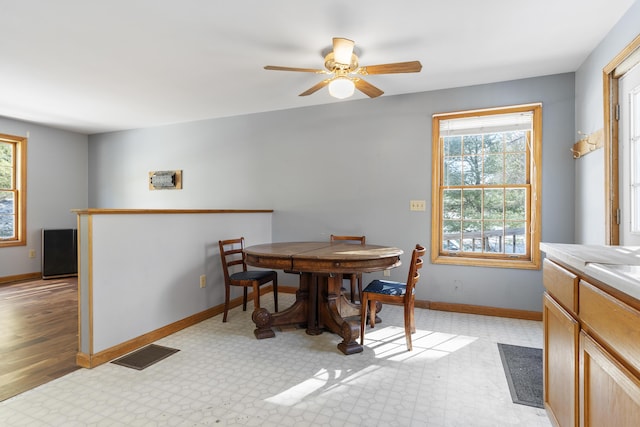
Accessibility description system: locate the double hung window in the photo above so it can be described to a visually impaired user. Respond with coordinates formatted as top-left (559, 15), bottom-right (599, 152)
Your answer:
top-left (431, 104), bottom-right (542, 269)
top-left (0, 133), bottom-right (27, 247)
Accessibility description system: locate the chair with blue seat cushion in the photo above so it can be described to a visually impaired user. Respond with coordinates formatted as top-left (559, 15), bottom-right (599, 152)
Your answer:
top-left (360, 244), bottom-right (426, 351)
top-left (219, 237), bottom-right (278, 322)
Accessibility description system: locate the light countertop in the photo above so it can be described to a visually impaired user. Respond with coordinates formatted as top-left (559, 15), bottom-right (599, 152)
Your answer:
top-left (540, 243), bottom-right (640, 302)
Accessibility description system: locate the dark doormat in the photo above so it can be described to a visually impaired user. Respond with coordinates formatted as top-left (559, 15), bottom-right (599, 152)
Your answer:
top-left (497, 343), bottom-right (544, 408)
top-left (112, 344), bottom-right (179, 370)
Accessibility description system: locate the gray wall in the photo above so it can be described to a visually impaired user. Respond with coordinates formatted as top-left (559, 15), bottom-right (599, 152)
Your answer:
top-left (0, 116), bottom-right (88, 277)
top-left (89, 73), bottom-right (576, 312)
top-left (574, 0), bottom-right (640, 243)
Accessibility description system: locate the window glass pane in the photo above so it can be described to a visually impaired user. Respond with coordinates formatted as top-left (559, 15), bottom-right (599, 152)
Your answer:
top-left (505, 131), bottom-right (527, 152)
top-left (442, 238), bottom-right (461, 251)
top-left (632, 91), bottom-right (640, 139)
top-left (505, 221), bottom-right (527, 254)
top-left (443, 156), bottom-right (462, 185)
top-left (483, 189), bottom-right (504, 219)
top-left (505, 153), bottom-right (526, 184)
top-left (483, 221), bottom-right (505, 253)
top-left (443, 220), bottom-right (461, 234)
top-left (631, 90), bottom-right (640, 232)
top-left (443, 189), bottom-right (461, 219)
top-left (483, 154), bottom-right (504, 184)
top-left (0, 166), bottom-right (11, 188)
top-left (632, 185), bottom-right (640, 232)
top-left (442, 223), bottom-right (461, 251)
top-left (0, 142), bottom-right (13, 189)
top-left (462, 221), bottom-right (482, 252)
top-left (633, 142), bottom-right (640, 184)
top-left (0, 190), bottom-right (15, 239)
top-left (463, 155), bottom-right (481, 185)
top-left (483, 133), bottom-right (503, 153)
top-left (463, 135), bottom-right (482, 155)
top-left (462, 189), bottom-right (481, 219)
top-left (505, 188), bottom-right (526, 220)
top-left (444, 136), bottom-right (462, 156)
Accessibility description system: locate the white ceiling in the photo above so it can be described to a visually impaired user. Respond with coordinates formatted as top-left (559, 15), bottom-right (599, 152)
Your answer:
top-left (0, 0), bottom-right (636, 135)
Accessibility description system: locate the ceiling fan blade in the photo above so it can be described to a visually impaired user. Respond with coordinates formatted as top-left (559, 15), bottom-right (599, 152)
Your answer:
top-left (333, 37), bottom-right (355, 64)
top-left (299, 79), bottom-right (332, 96)
top-left (357, 61), bottom-right (423, 75)
top-left (264, 65), bottom-right (327, 74)
top-left (354, 78), bottom-right (384, 98)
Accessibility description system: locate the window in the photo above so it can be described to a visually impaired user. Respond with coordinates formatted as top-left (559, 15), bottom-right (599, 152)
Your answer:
top-left (0, 133), bottom-right (27, 247)
top-left (431, 104), bottom-right (542, 269)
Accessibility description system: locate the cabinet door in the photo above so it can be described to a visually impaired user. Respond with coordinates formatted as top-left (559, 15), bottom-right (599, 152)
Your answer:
top-left (580, 331), bottom-right (640, 427)
top-left (544, 292), bottom-right (579, 427)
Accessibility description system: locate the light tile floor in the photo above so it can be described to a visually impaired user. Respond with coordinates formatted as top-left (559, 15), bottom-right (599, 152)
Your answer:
top-left (0, 294), bottom-right (551, 426)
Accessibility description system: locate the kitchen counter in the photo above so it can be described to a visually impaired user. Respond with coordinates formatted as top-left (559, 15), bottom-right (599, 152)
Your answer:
top-left (540, 242), bottom-right (640, 302)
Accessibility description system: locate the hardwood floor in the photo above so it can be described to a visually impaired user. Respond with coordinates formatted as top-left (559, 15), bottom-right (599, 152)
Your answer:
top-left (0, 277), bottom-right (79, 402)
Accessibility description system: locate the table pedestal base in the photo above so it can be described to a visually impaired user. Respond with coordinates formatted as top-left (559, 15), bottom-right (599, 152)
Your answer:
top-left (252, 272), bottom-right (370, 354)
top-left (253, 274), bottom-right (310, 339)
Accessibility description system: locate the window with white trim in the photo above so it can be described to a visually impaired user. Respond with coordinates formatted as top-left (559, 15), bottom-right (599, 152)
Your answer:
top-left (431, 104), bottom-right (542, 269)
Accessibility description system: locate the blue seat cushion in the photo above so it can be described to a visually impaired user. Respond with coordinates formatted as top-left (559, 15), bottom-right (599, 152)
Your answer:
top-left (363, 279), bottom-right (410, 296)
top-left (230, 270), bottom-right (275, 281)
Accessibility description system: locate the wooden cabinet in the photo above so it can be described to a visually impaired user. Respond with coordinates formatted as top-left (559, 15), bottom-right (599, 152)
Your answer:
top-left (543, 293), bottom-right (579, 427)
top-left (542, 258), bottom-right (640, 427)
top-left (580, 331), bottom-right (640, 426)
top-left (543, 257), bottom-right (579, 427)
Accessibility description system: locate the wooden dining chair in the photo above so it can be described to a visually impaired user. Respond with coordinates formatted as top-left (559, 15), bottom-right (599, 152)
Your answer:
top-left (360, 244), bottom-right (426, 351)
top-left (330, 234), bottom-right (366, 303)
top-left (218, 237), bottom-right (278, 322)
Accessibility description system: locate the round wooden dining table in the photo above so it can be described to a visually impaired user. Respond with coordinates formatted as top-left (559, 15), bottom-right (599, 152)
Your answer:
top-left (244, 241), bottom-right (403, 354)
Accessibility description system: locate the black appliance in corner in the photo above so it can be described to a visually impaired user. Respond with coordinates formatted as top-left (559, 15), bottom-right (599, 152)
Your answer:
top-left (42, 228), bottom-right (78, 279)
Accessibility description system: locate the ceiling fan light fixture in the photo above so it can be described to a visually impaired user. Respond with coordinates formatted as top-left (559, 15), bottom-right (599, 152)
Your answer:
top-left (333, 37), bottom-right (355, 65)
top-left (328, 77), bottom-right (355, 99)
top-left (264, 37), bottom-right (422, 99)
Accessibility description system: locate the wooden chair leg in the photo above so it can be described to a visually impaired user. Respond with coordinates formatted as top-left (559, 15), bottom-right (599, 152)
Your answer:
top-left (356, 274), bottom-right (362, 303)
top-left (368, 299), bottom-right (376, 328)
top-left (350, 274), bottom-right (357, 303)
top-left (252, 283), bottom-right (260, 311)
top-left (404, 301), bottom-right (413, 351)
top-left (223, 284), bottom-right (231, 322)
top-left (242, 287), bottom-right (248, 311)
top-left (410, 299), bottom-right (416, 333)
top-left (273, 277), bottom-right (278, 312)
top-left (360, 292), bottom-right (368, 345)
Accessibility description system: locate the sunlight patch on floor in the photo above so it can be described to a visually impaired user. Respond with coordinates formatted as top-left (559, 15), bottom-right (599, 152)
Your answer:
top-left (264, 326), bottom-right (479, 407)
top-left (364, 326), bottom-right (477, 361)
top-left (264, 375), bottom-right (327, 406)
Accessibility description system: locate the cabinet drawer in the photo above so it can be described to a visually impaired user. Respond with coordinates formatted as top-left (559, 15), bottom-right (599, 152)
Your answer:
top-left (580, 280), bottom-right (640, 375)
top-left (543, 259), bottom-right (578, 315)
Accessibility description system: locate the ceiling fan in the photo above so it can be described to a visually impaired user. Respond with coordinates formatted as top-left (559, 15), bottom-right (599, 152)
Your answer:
top-left (264, 37), bottom-right (422, 99)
